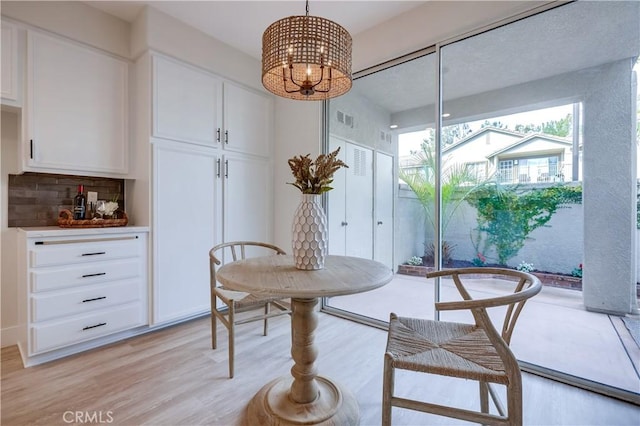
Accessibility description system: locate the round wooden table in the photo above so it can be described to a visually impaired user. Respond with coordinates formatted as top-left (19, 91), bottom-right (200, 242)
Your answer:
top-left (216, 255), bottom-right (393, 426)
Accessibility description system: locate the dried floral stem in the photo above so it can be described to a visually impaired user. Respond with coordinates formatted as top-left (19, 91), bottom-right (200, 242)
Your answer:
top-left (288, 147), bottom-right (349, 194)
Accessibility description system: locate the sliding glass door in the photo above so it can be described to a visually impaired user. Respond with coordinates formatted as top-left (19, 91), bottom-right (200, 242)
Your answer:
top-left (323, 1), bottom-right (639, 400)
top-left (325, 52), bottom-right (436, 323)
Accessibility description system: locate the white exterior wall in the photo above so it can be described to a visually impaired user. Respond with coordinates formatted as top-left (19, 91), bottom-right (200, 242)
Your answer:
top-left (583, 59), bottom-right (638, 314)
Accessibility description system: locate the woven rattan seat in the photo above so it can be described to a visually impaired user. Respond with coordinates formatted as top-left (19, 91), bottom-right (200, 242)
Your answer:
top-left (210, 242), bottom-right (291, 378)
top-left (383, 268), bottom-right (541, 426)
top-left (387, 315), bottom-right (508, 385)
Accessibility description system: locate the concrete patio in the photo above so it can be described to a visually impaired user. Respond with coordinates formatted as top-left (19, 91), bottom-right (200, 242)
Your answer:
top-left (326, 273), bottom-right (640, 395)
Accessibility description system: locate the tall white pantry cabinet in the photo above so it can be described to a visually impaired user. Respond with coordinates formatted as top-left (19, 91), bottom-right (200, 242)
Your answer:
top-left (135, 53), bottom-right (274, 325)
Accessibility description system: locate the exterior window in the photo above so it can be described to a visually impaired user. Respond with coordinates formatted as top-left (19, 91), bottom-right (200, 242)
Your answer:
top-left (468, 162), bottom-right (486, 180)
top-left (499, 156), bottom-right (562, 184)
top-left (498, 160), bottom-right (513, 182)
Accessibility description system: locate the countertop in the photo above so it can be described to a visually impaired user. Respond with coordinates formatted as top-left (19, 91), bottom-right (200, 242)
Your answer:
top-left (16, 226), bottom-right (150, 237)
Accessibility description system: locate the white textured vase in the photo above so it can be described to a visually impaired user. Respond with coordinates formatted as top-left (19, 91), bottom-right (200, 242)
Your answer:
top-left (292, 194), bottom-right (328, 270)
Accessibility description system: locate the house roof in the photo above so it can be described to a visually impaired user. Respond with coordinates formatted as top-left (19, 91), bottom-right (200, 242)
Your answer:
top-left (488, 133), bottom-right (572, 158)
top-left (442, 126), bottom-right (525, 153)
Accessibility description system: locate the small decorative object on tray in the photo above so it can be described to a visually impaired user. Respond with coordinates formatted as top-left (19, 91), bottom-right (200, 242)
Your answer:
top-left (58, 209), bottom-right (128, 228)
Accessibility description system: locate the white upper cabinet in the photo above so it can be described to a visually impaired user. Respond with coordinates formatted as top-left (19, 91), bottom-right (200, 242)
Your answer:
top-left (26, 31), bottom-right (128, 175)
top-left (223, 82), bottom-right (272, 158)
top-left (152, 55), bottom-right (222, 147)
top-left (1, 20), bottom-right (21, 106)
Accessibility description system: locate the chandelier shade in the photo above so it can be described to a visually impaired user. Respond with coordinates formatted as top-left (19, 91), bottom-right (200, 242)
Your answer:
top-left (261, 6), bottom-right (352, 101)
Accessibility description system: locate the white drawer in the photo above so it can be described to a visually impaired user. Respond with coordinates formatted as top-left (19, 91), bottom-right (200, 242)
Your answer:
top-left (31, 279), bottom-right (142, 322)
top-left (30, 237), bottom-right (140, 268)
top-left (30, 303), bottom-right (144, 354)
top-left (32, 259), bottom-right (141, 293)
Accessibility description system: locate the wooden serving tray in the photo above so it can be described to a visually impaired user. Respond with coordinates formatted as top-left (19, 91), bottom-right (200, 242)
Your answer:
top-left (57, 209), bottom-right (128, 228)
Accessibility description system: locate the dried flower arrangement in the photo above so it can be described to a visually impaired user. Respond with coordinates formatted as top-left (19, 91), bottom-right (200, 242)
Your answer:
top-left (287, 147), bottom-right (349, 194)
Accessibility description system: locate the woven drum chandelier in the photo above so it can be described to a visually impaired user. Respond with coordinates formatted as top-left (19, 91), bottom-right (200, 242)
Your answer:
top-left (261, 0), bottom-right (352, 101)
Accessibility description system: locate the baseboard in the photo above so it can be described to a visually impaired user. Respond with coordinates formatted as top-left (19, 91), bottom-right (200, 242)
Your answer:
top-left (1, 325), bottom-right (19, 348)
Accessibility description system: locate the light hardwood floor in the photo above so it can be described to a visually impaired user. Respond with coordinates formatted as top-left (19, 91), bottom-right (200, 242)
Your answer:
top-left (2, 313), bottom-right (639, 425)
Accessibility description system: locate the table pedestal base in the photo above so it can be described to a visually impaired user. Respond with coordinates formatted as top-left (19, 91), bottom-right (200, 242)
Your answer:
top-left (245, 376), bottom-right (359, 425)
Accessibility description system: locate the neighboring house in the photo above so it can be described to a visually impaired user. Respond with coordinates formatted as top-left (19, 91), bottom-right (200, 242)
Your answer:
top-left (400, 127), bottom-right (579, 184)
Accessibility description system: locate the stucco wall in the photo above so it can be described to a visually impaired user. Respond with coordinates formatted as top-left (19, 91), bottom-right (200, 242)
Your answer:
top-left (398, 185), bottom-right (584, 274)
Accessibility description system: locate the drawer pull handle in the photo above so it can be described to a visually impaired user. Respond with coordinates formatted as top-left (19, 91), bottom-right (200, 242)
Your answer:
top-left (82, 252), bottom-right (106, 256)
top-left (81, 272), bottom-right (106, 278)
top-left (82, 296), bottom-right (106, 303)
top-left (82, 322), bottom-right (106, 331)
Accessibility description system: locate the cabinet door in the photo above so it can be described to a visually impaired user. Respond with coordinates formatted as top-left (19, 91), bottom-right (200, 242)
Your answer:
top-left (26, 31), bottom-right (128, 175)
top-left (345, 143), bottom-right (374, 259)
top-left (1, 21), bottom-right (19, 104)
top-left (327, 138), bottom-right (374, 259)
top-left (153, 143), bottom-right (219, 324)
top-left (223, 82), bottom-right (272, 157)
top-left (374, 152), bottom-right (394, 270)
top-left (223, 154), bottom-right (271, 246)
top-left (153, 55), bottom-right (222, 146)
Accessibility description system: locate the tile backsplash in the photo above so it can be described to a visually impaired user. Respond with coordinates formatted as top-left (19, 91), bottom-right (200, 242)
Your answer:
top-left (8, 173), bottom-right (125, 227)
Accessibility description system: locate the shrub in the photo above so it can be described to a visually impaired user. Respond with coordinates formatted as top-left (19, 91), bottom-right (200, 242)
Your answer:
top-left (571, 263), bottom-right (583, 278)
top-left (472, 252), bottom-right (486, 267)
top-left (406, 256), bottom-right (423, 266)
top-left (516, 261), bottom-right (535, 273)
top-left (423, 241), bottom-right (456, 266)
top-left (468, 183), bottom-right (582, 265)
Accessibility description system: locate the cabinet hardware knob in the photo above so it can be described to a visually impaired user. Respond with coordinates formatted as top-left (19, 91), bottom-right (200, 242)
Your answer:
top-left (82, 322), bottom-right (106, 331)
top-left (82, 296), bottom-right (106, 303)
top-left (81, 272), bottom-right (106, 278)
top-left (81, 252), bottom-right (106, 256)
top-left (341, 221), bottom-right (348, 226)
top-left (377, 221), bottom-right (383, 225)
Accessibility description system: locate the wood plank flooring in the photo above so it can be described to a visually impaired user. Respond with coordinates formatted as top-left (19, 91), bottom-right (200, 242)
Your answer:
top-left (2, 313), bottom-right (639, 425)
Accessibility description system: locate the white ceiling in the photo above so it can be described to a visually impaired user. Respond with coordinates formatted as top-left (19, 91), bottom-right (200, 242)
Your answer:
top-left (84, 1), bottom-right (426, 60)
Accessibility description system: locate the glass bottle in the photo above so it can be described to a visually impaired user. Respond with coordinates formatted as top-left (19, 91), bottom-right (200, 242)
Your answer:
top-left (73, 184), bottom-right (87, 220)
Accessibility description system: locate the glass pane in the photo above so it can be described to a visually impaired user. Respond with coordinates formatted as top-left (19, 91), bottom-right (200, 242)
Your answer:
top-left (325, 53), bottom-right (436, 321)
top-left (440, 1), bottom-right (639, 394)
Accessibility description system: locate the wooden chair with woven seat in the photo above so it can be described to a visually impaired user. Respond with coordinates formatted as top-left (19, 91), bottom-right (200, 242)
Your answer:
top-left (382, 267), bottom-right (542, 425)
top-left (209, 241), bottom-right (291, 378)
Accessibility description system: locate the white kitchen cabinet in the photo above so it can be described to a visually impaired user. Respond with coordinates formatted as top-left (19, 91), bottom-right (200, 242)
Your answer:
top-left (1, 20), bottom-right (21, 107)
top-left (138, 52), bottom-right (274, 325)
top-left (151, 142), bottom-right (272, 323)
top-left (223, 81), bottom-right (273, 158)
top-left (152, 55), bottom-right (222, 147)
top-left (152, 141), bottom-right (219, 324)
top-left (328, 137), bottom-right (374, 260)
top-left (222, 152), bottom-right (272, 244)
top-left (17, 227), bottom-right (149, 366)
top-left (25, 30), bottom-right (128, 175)
top-left (150, 55), bottom-right (272, 158)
